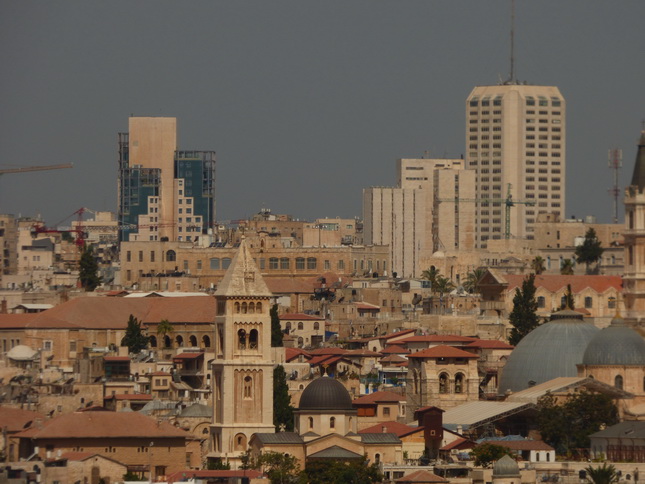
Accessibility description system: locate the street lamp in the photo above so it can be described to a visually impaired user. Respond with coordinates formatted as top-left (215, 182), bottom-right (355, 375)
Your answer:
top-left (149, 441), bottom-right (154, 484)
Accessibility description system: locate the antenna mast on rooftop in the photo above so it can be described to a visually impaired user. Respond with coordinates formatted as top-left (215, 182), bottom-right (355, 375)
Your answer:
top-left (509, 0), bottom-right (516, 83)
top-left (608, 148), bottom-right (623, 224)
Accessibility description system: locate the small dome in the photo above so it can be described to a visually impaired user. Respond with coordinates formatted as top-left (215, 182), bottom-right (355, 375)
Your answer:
top-left (499, 310), bottom-right (599, 394)
top-left (582, 316), bottom-right (645, 366)
top-left (298, 377), bottom-right (353, 411)
top-left (493, 455), bottom-right (520, 477)
top-left (6, 345), bottom-right (37, 361)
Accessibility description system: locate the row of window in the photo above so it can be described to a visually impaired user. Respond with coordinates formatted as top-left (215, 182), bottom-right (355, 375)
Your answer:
top-left (285, 321), bottom-right (321, 331)
top-left (536, 296), bottom-right (615, 309)
top-left (149, 334), bottom-right (211, 348)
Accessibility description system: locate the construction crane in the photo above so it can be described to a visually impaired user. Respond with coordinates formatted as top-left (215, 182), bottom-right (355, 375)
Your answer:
top-left (0, 163), bottom-right (73, 176)
top-left (435, 183), bottom-right (535, 239)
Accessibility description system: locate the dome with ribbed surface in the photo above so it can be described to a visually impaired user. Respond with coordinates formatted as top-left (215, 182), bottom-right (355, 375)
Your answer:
top-left (493, 455), bottom-right (520, 477)
top-left (499, 310), bottom-right (599, 394)
top-left (582, 316), bottom-right (645, 366)
top-left (298, 377), bottom-right (353, 411)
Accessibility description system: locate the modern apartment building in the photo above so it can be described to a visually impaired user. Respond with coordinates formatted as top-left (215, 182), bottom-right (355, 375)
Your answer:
top-left (364, 158), bottom-right (476, 278)
top-left (465, 85), bottom-right (566, 247)
top-left (0, 214), bottom-right (17, 276)
top-left (118, 117), bottom-right (216, 243)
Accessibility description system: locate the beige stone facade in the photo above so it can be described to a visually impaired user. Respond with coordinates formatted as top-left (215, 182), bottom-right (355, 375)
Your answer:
top-left (466, 85), bottom-right (566, 247)
top-left (119, 240), bottom-right (389, 290)
top-left (0, 214), bottom-right (17, 277)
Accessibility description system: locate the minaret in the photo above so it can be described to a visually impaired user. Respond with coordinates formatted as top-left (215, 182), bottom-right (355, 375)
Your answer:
top-left (210, 237), bottom-right (275, 467)
top-left (623, 129), bottom-right (645, 327)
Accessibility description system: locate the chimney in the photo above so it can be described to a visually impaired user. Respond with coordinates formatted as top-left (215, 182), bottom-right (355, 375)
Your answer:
top-left (0, 299), bottom-right (6, 314)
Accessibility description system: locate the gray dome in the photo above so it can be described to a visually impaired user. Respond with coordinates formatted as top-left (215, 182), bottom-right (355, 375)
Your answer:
top-left (493, 455), bottom-right (520, 477)
top-left (298, 377), bottom-right (353, 411)
top-left (180, 403), bottom-right (213, 418)
top-left (582, 316), bottom-right (645, 366)
top-left (499, 310), bottom-right (599, 394)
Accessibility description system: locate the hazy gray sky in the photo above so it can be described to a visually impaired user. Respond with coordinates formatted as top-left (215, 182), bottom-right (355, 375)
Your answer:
top-left (1, 1), bottom-right (643, 226)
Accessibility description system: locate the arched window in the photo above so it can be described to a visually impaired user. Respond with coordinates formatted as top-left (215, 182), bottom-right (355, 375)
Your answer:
top-left (585, 297), bottom-right (593, 309)
top-left (280, 257), bottom-right (290, 269)
top-left (439, 373), bottom-right (449, 394)
top-left (166, 250), bottom-right (176, 262)
top-left (202, 335), bottom-right (211, 348)
top-left (306, 257), bottom-right (317, 270)
top-left (256, 302), bottom-right (262, 313)
top-left (297, 322), bottom-right (304, 330)
top-left (164, 335), bottom-right (172, 348)
top-left (308, 417), bottom-right (314, 429)
top-left (176, 335), bottom-right (184, 347)
top-left (149, 336), bottom-right (157, 348)
top-left (615, 374), bottom-right (623, 390)
top-left (210, 258), bottom-right (220, 270)
top-left (329, 417), bottom-right (336, 429)
top-left (297, 337), bottom-right (304, 347)
top-left (241, 302), bottom-right (248, 314)
top-left (222, 258), bottom-right (231, 270)
top-left (234, 433), bottom-right (247, 451)
top-left (248, 302), bottom-right (255, 314)
top-left (285, 322), bottom-right (292, 331)
top-left (249, 329), bottom-right (258, 349)
top-left (234, 302), bottom-right (240, 313)
top-left (296, 258), bottom-right (305, 270)
top-left (375, 453), bottom-right (381, 465)
top-left (313, 322), bottom-right (320, 330)
top-left (537, 296), bottom-right (545, 308)
top-left (269, 258), bottom-right (279, 269)
top-left (243, 376), bottom-right (252, 398)
top-left (455, 373), bottom-right (464, 394)
top-left (189, 335), bottom-right (197, 347)
top-left (238, 329), bottom-right (247, 350)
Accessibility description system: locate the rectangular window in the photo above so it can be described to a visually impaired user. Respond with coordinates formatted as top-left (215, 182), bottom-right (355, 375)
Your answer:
top-left (126, 251), bottom-right (131, 262)
top-left (269, 258), bottom-right (279, 270)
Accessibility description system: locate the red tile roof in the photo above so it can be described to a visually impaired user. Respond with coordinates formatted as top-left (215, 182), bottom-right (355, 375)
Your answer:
top-left (353, 391), bottom-right (406, 405)
top-left (285, 347), bottom-right (311, 362)
top-left (344, 349), bottom-right (382, 357)
top-left (465, 339), bottom-right (514, 350)
top-left (379, 328), bottom-right (417, 341)
top-left (59, 451), bottom-right (96, 461)
top-left (104, 356), bottom-right (130, 362)
top-left (380, 354), bottom-right (408, 364)
top-left (381, 345), bottom-right (410, 354)
top-left (440, 437), bottom-right (473, 451)
top-left (400, 335), bottom-right (477, 344)
top-left (408, 345), bottom-right (479, 359)
top-left (173, 352), bottom-right (203, 360)
top-left (0, 313), bottom-right (39, 329)
top-left (355, 302), bottom-right (380, 310)
top-left (308, 347), bottom-right (348, 355)
top-left (21, 296), bottom-right (216, 330)
top-left (150, 371), bottom-right (171, 376)
top-left (359, 420), bottom-right (421, 438)
top-left (504, 274), bottom-right (622, 294)
top-left (265, 278), bottom-right (316, 294)
top-left (280, 313), bottom-right (323, 320)
top-left (15, 411), bottom-right (187, 439)
top-left (0, 406), bottom-right (46, 433)
top-left (166, 469), bottom-right (264, 483)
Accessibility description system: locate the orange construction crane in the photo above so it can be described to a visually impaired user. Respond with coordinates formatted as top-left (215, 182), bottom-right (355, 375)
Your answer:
top-left (0, 163), bottom-right (73, 175)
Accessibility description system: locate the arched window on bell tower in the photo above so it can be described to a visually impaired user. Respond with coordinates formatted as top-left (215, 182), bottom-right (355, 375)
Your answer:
top-left (243, 375), bottom-right (253, 399)
top-left (249, 329), bottom-right (259, 350)
top-left (238, 329), bottom-right (247, 350)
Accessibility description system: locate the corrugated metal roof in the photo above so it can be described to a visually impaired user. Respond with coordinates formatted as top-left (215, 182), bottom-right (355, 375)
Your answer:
top-left (308, 445), bottom-right (363, 459)
top-left (360, 432), bottom-right (401, 444)
top-left (442, 401), bottom-right (533, 431)
top-left (590, 420), bottom-right (645, 440)
top-left (253, 432), bottom-right (303, 444)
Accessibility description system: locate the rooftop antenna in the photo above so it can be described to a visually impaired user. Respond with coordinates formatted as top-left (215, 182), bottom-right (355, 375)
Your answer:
top-left (608, 149), bottom-right (623, 224)
top-left (507, 0), bottom-right (516, 84)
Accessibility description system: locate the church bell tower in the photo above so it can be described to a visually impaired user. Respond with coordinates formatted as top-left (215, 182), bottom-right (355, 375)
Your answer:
top-left (210, 237), bottom-right (275, 466)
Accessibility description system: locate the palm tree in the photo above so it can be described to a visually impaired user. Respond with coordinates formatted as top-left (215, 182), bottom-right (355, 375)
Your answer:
top-left (463, 268), bottom-right (486, 294)
top-left (157, 319), bottom-right (174, 348)
top-left (585, 463), bottom-right (619, 484)
top-left (433, 276), bottom-right (455, 298)
top-left (421, 266), bottom-right (440, 289)
top-left (560, 258), bottom-right (575, 275)
top-left (531, 256), bottom-right (546, 275)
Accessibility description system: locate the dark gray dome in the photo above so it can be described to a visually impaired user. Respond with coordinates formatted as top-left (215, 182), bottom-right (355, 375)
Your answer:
top-left (493, 455), bottom-right (520, 477)
top-left (499, 310), bottom-right (599, 394)
top-left (582, 316), bottom-right (645, 366)
top-left (298, 377), bottom-right (353, 411)
top-left (180, 403), bottom-right (213, 418)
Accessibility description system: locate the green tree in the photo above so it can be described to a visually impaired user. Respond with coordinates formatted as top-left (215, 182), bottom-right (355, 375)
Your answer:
top-left (537, 391), bottom-right (618, 456)
top-left (271, 304), bottom-right (283, 347)
top-left (560, 284), bottom-right (575, 310)
top-left (575, 228), bottom-right (604, 274)
top-left (304, 456), bottom-right (383, 484)
top-left (206, 459), bottom-right (231, 470)
top-left (79, 244), bottom-right (101, 291)
top-left (508, 274), bottom-right (540, 346)
top-left (241, 450), bottom-right (301, 484)
top-left (157, 319), bottom-right (174, 348)
top-left (273, 365), bottom-right (294, 432)
top-left (560, 258), bottom-right (575, 275)
top-left (470, 443), bottom-right (513, 468)
top-left (120, 314), bottom-right (150, 354)
top-left (463, 268), bottom-right (486, 294)
top-left (530, 256), bottom-right (546, 275)
top-left (433, 275), bottom-right (455, 298)
top-left (585, 463), bottom-right (619, 484)
top-left (421, 266), bottom-right (440, 289)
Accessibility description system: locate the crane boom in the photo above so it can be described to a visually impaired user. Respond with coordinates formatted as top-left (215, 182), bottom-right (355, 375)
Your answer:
top-left (0, 163), bottom-right (73, 175)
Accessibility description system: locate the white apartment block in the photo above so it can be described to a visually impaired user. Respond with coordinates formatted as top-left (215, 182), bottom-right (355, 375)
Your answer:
top-left (363, 158), bottom-right (476, 278)
top-left (465, 85), bottom-right (566, 247)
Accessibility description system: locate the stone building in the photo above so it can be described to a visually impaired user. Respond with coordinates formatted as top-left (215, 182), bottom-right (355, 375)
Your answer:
top-left (210, 238), bottom-right (275, 467)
